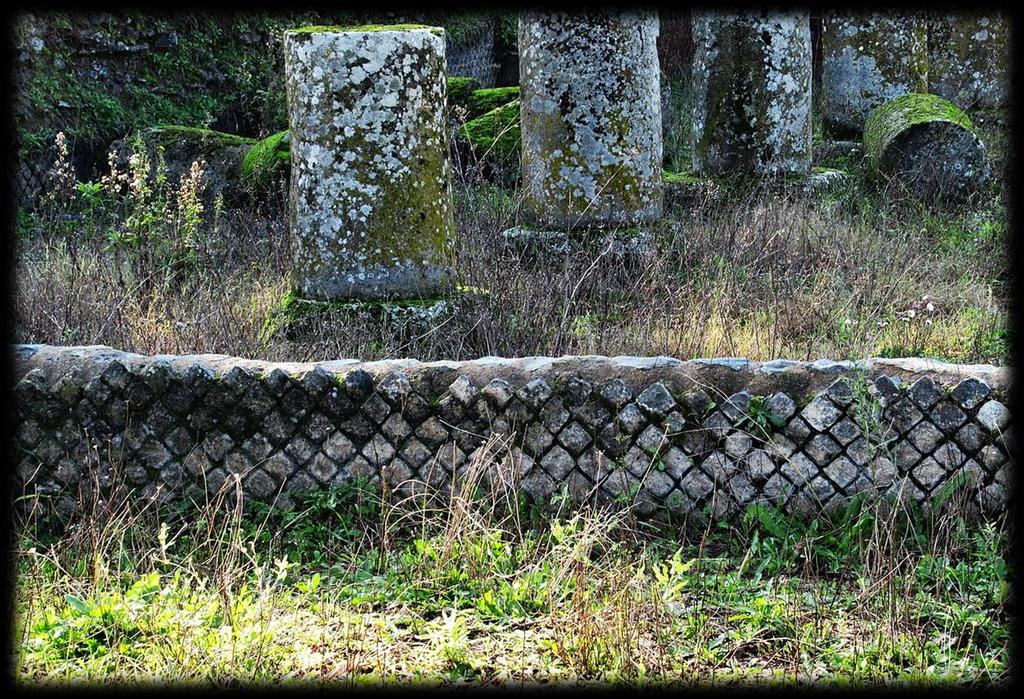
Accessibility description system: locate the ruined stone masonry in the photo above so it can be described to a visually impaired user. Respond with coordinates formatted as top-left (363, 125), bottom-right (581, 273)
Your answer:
top-left (692, 11), bottom-right (813, 177)
top-left (284, 25), bottom-right (455, 302)
top-left (821, 13), bottom-right (928, 135)
top-left (928, 12), bottom-right (1010, 111)
top-left (518, 10), bottom-right (663, 228)
top-left (864, 93), bottom-right (991, 205)
top-left (13, 345), bottom-right (1012, 524)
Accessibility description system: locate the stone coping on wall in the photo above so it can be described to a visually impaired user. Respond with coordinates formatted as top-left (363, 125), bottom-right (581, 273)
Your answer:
top-left (11, 344), bottom-right (1015, 523)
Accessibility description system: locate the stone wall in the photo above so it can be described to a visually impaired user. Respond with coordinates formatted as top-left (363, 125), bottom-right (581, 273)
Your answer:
top-left (445, 15), bottom-right (497, 88)
top-left (10, 10), bottom-right (512, 209)
top-left (12, 345), bottom-right (1013, 523)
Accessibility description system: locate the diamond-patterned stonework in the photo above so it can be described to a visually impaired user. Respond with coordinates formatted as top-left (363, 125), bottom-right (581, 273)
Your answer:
top-left (11, 345), bottom-right (1013, 522)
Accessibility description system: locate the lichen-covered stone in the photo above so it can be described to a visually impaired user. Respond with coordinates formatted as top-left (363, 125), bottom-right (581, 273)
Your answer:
top-left (284, 25), bottom-right (455, 301)
top-left (519, 10), bottom-right (663, 228)
top-left (821, 13), bottom-right (928, 135)
top-left (691, 11), bottom-right (812, 177)
top-left (863, 93), bottom-right (991, 205)
top-left (928, 12), bottom-right (1010, 111)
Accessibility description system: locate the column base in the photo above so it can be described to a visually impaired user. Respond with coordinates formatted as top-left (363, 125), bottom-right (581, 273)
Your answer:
top-left (500, 225), bottom-right (655, 262)
top-left (663, 171), bottom-right (722, 212)
top-left (261, 286), bottom-right (486, 342)
top-left (777, 167), bottom-right (849, 197)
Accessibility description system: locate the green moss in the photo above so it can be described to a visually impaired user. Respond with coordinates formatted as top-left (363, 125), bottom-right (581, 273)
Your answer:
top-left (148, 125), bottom-right (256, 149)
top-left (662, 169), bottom-right (704, 185)
top-left (240, 129), bottom-right (290, 189)
top-left (863, 93), bottom-right (976, 171)
top-left (467, 86), bottom-right (520, 119)
top-left (460, 100), bottom-right (520, 158)
top-left (447, 76), bottom-right (480, 110)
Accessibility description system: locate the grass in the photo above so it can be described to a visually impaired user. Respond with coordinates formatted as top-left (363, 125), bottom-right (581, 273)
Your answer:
top-left (12, 15), bottom-right (1013, 689)
top-left (13, 111), bottom-right (1011, 365)
top-left (11, 445), bottom-right (1012, 687)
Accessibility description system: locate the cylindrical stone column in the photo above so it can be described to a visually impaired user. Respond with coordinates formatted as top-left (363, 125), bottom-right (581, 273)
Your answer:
top-left (692, 11), bottom-right (812, 177)
top-left (284, 25), bottom-right (455, 301)
top-left (821, 13), bottom-right (928, 135)
top-left (519, 11), bottom-right (662, 229)
top-left (928, 12), bottom-right (1010, 111)
top-left (864, 93), bottom-right (990, 205)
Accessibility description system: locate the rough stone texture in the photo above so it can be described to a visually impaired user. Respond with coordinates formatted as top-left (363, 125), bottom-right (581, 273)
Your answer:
top-left (814, 140), bottom-right (865, 167)
top-left (863, 93), bottom-right (991, 206)
top-left (12, 344), bottom-right (1013, 525)
top-left (284, 26), bottom-right (455, 301)
top-left (692, 11), bottom-right (812, 177)
top-left (928, 12), bottom-right (1010, 111)
top-left (445, 15), bottom-right (497, 87)
top-left (821, 13), bottom-right (928, 135)
top-left (500, 226), bottom-right (654, 264)
top-left (519, 11), bottom-right (663, 229)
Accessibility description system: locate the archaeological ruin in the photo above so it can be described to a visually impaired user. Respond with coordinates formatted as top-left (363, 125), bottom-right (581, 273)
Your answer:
top-left (821, 13), bottom-right (929, 135)
top-left (691, 11), bottom-right (813, 177)
top-left (284, 24), bottom-right (455, 302)
top-left (11, 10), bottom-right (1013, 525)
top-left (518, 10), bottom-right (663, 229)
top-left (929, 12), bottom-right (1010, 110)
top-left (12, 345), bottom-right (1012, 523)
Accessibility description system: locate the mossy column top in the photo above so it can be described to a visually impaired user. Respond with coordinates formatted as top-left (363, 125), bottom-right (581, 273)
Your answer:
top-left (519, 11), bottom-right (663, 229)
top-left (692, 11), bottom-right (812, 177)
top-left (928, 12), bottom-right (1010, 111)
top-left (284, 25), bottom-right (455, 301)
top-left (863, 93), bottom-right (990, 205)
top-left (821, 13), bottom-right (928, 136)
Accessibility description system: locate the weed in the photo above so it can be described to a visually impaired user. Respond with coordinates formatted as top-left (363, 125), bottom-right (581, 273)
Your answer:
top-left (10, 441), bottom-right (1011, 686)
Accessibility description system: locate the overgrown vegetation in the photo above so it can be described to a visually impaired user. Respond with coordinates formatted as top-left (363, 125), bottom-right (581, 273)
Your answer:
top-left (14, 108), bottom-right (1010, 364)
top-left (9, 12), bottom-right (1014, 688)
top-left (12, 10), bottom-right (516, 189)
top-left (11, 444), bottom-right (1011, 686)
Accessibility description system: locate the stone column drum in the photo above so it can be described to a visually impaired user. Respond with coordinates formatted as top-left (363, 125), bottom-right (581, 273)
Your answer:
top-left (519, 11), bottom-right (662, 229)
top-left (692, 11), bottom-right (812, 177)
top-left (929, 12), bottom-right (1010, 111)
top-left (821, 13), bottom-right (928, 135)
top-left (863, 93), bottom-right (990, 205)
top-left (284, 25), bottom-right (455, 301)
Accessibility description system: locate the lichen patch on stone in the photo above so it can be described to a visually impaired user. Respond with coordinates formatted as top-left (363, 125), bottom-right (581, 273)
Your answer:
top-left (284, 27), bottom-right (454, 301)
top-left (519, 11), bottom-right (663, 229)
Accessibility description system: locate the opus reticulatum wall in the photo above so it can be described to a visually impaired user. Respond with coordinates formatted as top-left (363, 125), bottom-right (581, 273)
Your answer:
top-left (11, 345), bottom-right (1013, 524)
